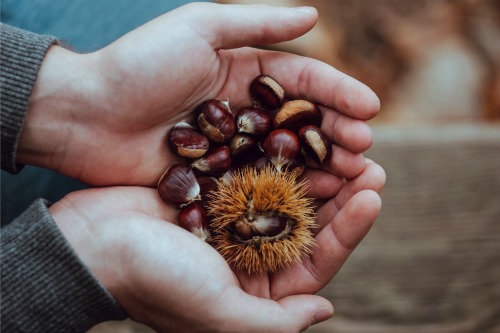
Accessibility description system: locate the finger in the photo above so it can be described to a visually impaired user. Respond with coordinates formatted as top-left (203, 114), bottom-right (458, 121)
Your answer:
top-left (299, 168), bottom-right (345, 199)
top-left (278, 295), bottom-right (334, 330)
top-left (219, 288), bottom-right (333, 332)
top-left (271, 190), bottom-right (381, 298)
top-left (319, 144), bottom-right (366, 179)
top-left (257, 51), bottom-right (381, 120)
top-left (320, 106), bottom-right (373, 154)
top-left (331, 159), bottom-right (386, 209)
top-left (182, 3), bottom-right (318, 50)
top-left (314, 160), bottom-right (386, 232)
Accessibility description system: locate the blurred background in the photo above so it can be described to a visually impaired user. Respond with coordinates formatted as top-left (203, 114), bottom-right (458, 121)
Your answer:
top-left (2, 0), bottom-right (499, 332)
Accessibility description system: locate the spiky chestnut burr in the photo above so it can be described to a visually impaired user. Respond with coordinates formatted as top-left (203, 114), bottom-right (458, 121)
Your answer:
top-left (207, 166), bottom-right (316, 274)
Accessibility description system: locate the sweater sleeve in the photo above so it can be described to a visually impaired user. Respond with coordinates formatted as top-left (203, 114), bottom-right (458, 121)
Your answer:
top-left (0, 199), bottom-right (128, 332)
top-left (1, 24), bottom-right (128, 331)
top-left (0, 23), bottom-right (57, 173)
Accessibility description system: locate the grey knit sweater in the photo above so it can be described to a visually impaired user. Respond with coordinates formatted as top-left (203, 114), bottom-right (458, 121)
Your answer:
top-left (1, 24), bottom-right (127, 332)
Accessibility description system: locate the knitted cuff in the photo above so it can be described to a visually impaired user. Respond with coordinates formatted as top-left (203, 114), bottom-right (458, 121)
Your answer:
top-left (0, 24), bottom-right (58, 173)
top-left (0, 199), bottom-right (128, 332)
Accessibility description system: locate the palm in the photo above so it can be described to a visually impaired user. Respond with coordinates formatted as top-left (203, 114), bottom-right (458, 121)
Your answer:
top-left (53, 155), bottom-right (384, 331)
top-left (68, 3), bottom-right (379, 188)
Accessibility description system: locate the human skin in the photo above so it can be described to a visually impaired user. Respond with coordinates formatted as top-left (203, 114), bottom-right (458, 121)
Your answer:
top-left (18, 3), bottom-right (379, 187)
top-left (18, 2), bottom-right (386, 332)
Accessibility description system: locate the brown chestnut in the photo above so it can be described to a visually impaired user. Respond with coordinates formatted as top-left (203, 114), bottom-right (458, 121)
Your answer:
top-left (261, 129), bottom-right (301, 170)
top-left (273, 100), bottom-right (322, 133)
top-left (197, 176), bottom-right (218, 210)
top-left (235, 107), bottom-right (271, 137)
top-left (168, 121), bottom-right (209, 159)
top-left (197, 99), bottom-right (235, 143)
top-left (298, 125), bottom-right (332, 164)
top-left (191, 145), bottom-right (231, 175)
top-left (234, 220), bottom-right (254, 240)
top-left (250, 75), bottom-right (286, 110)
top-left (219, 167), bottom-right (238, 184)
top-left (234, 213), bottom-right (288, 240)
top-left (282, 153), bottom-right (306, 176)
top-left (178, 203), bottom-right (211, 241)
top-left (158, 164), bottom-right (200, 205)
top-left (252, 156), bottom-right (271, 171)
top-left (228, 133), bottom-right (260, 162)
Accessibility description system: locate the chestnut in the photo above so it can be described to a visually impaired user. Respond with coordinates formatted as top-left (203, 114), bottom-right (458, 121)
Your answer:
top-left (273, 100), bottom-right (322, 133)
top-left (298, 125), bottom-right (332, 164)
top-left (235, 107), bottom-right (271, 137)
top-left (228, 133), bottom-right (260, 163)
top-left (220, 167), bottom-right (239, 184)
top-left (178, 203), bottom-right (211, 241)
top-left (196, 99), bottom-right (235, 143)
top-left (234, 213), bottom-right (288, 240)
top-left (250, 75), bottom-right (286, 110)
top-left (252, 156), bottom-right (271, 171)
top-left (282, 153), bottom-right (306, 176)
top-left (191, 145), bottom-right (231, 175)
top-left (197, 176), bottom-right (218, 210)
top-left (234, 220), bottom-right (254, 240)
top-left (251, 214), bottom-right (288, 237)
top-left (158, 164), bottom-right (200, 205)
top-left (168, 121), bottom-right (209, 159)
top-left (261, 129), bottom-right (301, 170)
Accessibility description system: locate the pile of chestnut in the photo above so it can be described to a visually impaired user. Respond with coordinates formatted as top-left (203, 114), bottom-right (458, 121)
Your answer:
top-left (157, 75), bottom-right (332, 240)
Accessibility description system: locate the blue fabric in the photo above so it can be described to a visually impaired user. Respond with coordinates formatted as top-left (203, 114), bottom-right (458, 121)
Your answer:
top-left (1, 0), bottom-right (209, 225)
top-left (1, 0), bottom-right (209, 50)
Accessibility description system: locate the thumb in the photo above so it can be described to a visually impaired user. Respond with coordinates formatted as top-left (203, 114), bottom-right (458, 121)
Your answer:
top-left (279, 295), bottom-right (334, 331)
top-left (220, 289), bottom-right (333, 332)
top-left (179, 2), bottom-right (318, 50)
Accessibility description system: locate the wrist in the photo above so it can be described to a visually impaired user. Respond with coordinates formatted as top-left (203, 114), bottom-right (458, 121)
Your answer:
top-left (16, 45), bottom-right (104, 173)
top-left (48, 196), bottom-right (127, 297)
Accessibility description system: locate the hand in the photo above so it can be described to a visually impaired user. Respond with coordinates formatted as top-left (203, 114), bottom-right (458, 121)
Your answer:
top-left (18, 2), bottom-right (379, 187)
top-left (49, 159), bottom-right (384, 333)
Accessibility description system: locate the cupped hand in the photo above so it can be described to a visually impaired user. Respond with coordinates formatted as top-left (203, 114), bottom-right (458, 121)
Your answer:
top-left (20, 2), bottom-right (379, 187)
top-left (49, 157), bottom-right (385, 333)
top-left (50, 186), bottom-right (329, 333)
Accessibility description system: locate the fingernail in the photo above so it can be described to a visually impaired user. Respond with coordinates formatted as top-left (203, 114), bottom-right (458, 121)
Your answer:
top-left (291, 6), bottom-right (317, 15)
top-left (312, 307), bottom-right (333, 325)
